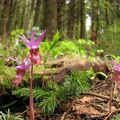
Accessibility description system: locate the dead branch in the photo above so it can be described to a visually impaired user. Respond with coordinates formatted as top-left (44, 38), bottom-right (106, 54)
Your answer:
top-left (80, 92), bottom-right (118, 102)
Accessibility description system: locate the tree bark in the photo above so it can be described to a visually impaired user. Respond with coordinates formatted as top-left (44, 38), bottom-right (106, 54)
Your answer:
top-left (67, 0), bottom-right (75, 39)
top-left (80, 0), bottom-right (86, 39)
top-left (90, 0), bottom-right (97, 43)
top-left (34, 0), bottom-right (41, 27)
top-left (43, 0), bottom-right (57, 40)
top-left (0, 0), bottom-right (12, 38)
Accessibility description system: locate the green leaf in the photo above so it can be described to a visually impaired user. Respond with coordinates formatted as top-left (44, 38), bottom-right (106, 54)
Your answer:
top-left (105, 54), bottom-right (116, 59)
top-left (95, 72), bottom-right (108, 78)
top-left (0, 100), bottom-right (17, 109)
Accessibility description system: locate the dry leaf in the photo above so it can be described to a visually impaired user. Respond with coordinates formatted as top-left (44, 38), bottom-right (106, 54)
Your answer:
top-left (80, 96), bottom-right (95, 104)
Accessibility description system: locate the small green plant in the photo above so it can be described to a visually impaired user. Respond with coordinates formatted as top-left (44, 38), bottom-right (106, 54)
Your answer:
top-left (105, 54), bottom-right (120, 64)
top-left (63, 69), bottom-right (92, 96)
top-left (42, 30), bottom-right (61, 65)
top-left (0, 109), bottom-right (24, 120)
top-left (12, 87), bottom-right (60, 114)
top-left (78, 39), bottom-right (94, 56)
top-left (10, 29), bottom-right (24, 41)
top-left (86, 67), bottom-right (108, 79)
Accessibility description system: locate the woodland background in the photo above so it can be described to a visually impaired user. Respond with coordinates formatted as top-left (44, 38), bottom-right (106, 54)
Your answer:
top-left (1, 0), bottom-right (120, 119)
top-left (0, 0), bottom-right (120, 43)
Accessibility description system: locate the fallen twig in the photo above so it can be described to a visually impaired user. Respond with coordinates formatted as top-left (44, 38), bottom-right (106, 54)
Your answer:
top-left (60, 112), bottom-right (67, 120)
top-left (60, 101), bottom-right (74, 120)
top-left (90, 109), bottom-right (120, 119)
top-left (80, 92), bottom-right (118, 102)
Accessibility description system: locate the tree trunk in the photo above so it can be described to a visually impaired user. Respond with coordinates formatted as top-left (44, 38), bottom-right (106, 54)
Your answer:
top-left (34, 0), bottom-right (41, 27)
top-left (20, 1), bottom-right (26, 28)
top-left (57, 0), bottom-right (65, 32)
top-left (27, 0), bottom-right (36, 30)
top-left (0, 0), bottom-right (5, 20)
top-left (75, 0), bottom-right (80, 39)
top-left (96, 0), bottom-right (100, 41)
top-left (67, 0), bottom-right (75, 39)
top-left (80, 0), bottom-right (86, 39)
top-left (91, 0), bottom-right (94, 30)
top-left (90, 0), bottom-right (97, 43)
top-left (43, 0), bottom-right (57, 40)
top-left (116, 0), bottom-right (120, 18)
top-left (7, 0), bottom-right (15, 33)
top-left (0, 0), bottom-right (12, 38)
top-left (105, 0), bottom-right (110, 26)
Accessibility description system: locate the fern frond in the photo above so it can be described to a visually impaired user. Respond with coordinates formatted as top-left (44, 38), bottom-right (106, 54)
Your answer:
top-left (12, 88), bottom-right (29, 99)
top-left (38, 91), bottom-right (59, 113)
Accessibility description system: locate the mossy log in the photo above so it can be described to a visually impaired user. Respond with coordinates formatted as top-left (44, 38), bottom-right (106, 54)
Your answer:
top-left (0, 57), bottom-right (110, 93)
top-left (41, 57), bottom-right (109, 84)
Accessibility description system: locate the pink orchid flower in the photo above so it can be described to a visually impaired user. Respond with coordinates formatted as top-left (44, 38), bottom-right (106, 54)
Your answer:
top-left (19, 30), bottom-right (46, 65)
top-left (112, 58), bottom-right (120, 82)
top-left (14, 58), bottom-right (32, 86)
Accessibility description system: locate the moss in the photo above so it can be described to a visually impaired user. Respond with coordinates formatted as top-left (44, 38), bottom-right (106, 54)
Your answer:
top-left (0, 65), bottom-right (43, 93)
top-left (0, 66), bottom-right (15, 91)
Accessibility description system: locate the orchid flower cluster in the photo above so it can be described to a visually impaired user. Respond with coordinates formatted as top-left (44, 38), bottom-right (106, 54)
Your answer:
top-left (111, 58), bottom-right (120, 82)
top-left (13, 30), bottom-right (46, 85)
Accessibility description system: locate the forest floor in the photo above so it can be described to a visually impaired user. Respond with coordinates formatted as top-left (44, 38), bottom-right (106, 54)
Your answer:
top-left (1, 56), bottom-right (120, 120)
top-left (33, 56), bottom-right (120, 120)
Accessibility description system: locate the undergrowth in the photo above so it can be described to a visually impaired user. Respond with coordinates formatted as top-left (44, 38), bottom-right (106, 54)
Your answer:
top-left (40, 38), bottom-right (95, 59)
top-left (0, 109), bottom-right (23, 120)
top-left (12, 69), bottom-right (92, 114)
top-left (0, 30), bottom-right (106, 118)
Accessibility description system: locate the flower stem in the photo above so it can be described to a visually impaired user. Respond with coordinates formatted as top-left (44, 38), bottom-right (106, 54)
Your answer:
top-left (109, 70), bottom-right (115, 113)
top-left (29, 65), bottom-right (34, 120)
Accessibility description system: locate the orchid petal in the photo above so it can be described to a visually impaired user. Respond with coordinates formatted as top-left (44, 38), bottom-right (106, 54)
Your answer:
top-left (35, 30), bottom-right (46, 47)
top-left (13, 68), bottom-right (25, 86)
top-left (117, 62), bottom-right (120, 71)
top-left (18, 35), bottom-right (32, 48)
top-left (30, 30), bottom-right (35, 44)
top-left (18, 30), bottom-right (45, 49)
top-left (111, 58), bottom-right (117, 70)
top-left (9, 57), bottom-right (21, 65)
top-left (18, 35), bottom-right (29, 44)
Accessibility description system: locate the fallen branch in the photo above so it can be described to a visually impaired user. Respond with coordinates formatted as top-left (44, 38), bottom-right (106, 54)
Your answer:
top-left (90, 109), bottom-right (120, 119)
top-left (80, 92), bottom-right (118, 102)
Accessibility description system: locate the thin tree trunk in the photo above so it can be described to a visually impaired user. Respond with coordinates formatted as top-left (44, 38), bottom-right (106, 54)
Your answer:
top-left (0, 0), bottom-right (5, 20)
top-left (90, 0), bottom-right (97, 43)
top-left (7, 0), bottom-right (14, 33)
top-left (96, 0), bottom-right (100, 41)
top-left (28, 0), bottom-right (36, 30)
top-left (80, 0), bottom-right (86, 39)
top-left (0, 0), bottom-right (12, 38)
top-left (67, 0), bottom-right (75, 39)
top-left (43, 0), bottom-right (57, 39)
top-left (116, 0), bottom-right (120, 18)
top-left (57, 0), bottom-right (65, 32)
top-left (34, 0), bottom-right (41, 27)
top-left (75, 0), bottom-right (80, 39)
top-left (105, 0), bottom-right (110, 26)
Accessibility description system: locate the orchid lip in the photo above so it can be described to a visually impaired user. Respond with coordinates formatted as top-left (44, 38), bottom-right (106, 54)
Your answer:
top-left (16, 65), bottom-right (24, 69)
top-left (31, 46), bottom-right (38, 49)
